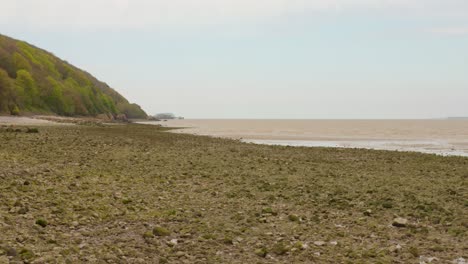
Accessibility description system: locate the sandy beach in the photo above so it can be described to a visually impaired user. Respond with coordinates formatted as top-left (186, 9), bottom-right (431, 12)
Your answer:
top-left (143, 119), bottom-right (468, 157)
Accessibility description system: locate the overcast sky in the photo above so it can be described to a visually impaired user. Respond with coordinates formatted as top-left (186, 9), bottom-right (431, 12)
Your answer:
top-left (1, 0), bottom-right (467, 118)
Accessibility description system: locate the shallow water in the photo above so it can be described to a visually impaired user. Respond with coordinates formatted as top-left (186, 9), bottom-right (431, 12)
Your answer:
top-left (243, 139), bottom-right (468, 157)
top-left (141, 119), bottom-right (468, 157)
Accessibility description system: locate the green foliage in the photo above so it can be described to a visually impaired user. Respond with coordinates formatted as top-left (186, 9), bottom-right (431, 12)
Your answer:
top-left (0, 34), bottom-right (147, 118)
top-left (13, 52), bottom-right (31, 71)
top-left (15, 69), bottom-right (40, 109)
top-left (0, 69), bottom-right (13, 111)
top-left (117, 102), bottom-right (148, 119)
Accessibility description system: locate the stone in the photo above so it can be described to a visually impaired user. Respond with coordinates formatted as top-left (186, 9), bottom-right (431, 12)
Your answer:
top-left (314, 241), bottom-right (326, 246)
top-left (35, 219), bottom-right (48, 228)
top-left (452, 258), bottom-right (466, 264)
top-left (255, 248), bottom-right (268, 258)
top-left (5, 247), bottom-right (17, 257)
top-left (419, 256), bottom-right (438, 263)
top-left (389, 244), bottom-right (402, 252)
top-left (392, 217), bottom-right (408, 227)
top-left (169, 239), bottom-right (178, 246)
top-left (288, 214), bottom-right (300, 222)
top-left (153, 226), bottom-right (170, 236)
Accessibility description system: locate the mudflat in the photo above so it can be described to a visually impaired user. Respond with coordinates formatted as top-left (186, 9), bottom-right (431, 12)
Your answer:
top-left (0, 123), bottom-right (466, 263)
top-left (149, 119), bottom-right (468, 156)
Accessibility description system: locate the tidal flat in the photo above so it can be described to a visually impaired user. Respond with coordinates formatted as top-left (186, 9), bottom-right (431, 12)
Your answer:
top-left (0, 124), bottom-right (467, 263)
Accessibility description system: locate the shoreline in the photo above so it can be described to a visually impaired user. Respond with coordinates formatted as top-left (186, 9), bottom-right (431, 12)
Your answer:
top-left (140, 119), bottom-right (468, 157)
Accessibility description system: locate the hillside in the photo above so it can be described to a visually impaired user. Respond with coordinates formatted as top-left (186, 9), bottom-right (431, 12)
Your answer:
top-left (0, 34), bottom-right (147, 119)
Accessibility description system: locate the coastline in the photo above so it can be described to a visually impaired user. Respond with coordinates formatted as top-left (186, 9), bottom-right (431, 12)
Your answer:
top-left (140, 119), bottom-right (468, 157)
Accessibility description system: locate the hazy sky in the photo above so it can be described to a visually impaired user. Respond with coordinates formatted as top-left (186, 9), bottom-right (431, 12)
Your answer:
top-left (1, 0), bottom-right (467, 118)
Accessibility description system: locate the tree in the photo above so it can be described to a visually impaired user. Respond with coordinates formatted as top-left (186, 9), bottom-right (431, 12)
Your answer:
top-left (0, 69), bottom-right (13, 111)
top-left (15, 69), bottom-right (40, 109)
top-left (13, 52), bottom-right (32, 72)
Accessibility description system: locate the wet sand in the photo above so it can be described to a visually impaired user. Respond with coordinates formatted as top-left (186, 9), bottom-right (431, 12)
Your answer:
top-left (143, 119), bottom-right (468, 157)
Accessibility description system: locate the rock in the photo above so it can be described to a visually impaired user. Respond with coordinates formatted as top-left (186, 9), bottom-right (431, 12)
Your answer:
top-left (314, 241), bottom-right (326, 246)
top-left (272, 242), bottom-right (289, 255)
top-left (389, 244), bottom-right (402, 252)
top-left (175, 251), bottom-right (185, 258)
top-left (32, 255), bottom-right (56, 263)
top-left (255, 248), bottom-right (268, 258)
top-left (363, 209), bottom-right (372, 216)
top-left (420, 256), bottom-right (438, 263)
top-left (453, 258), bottom-right (466, 264)
top-left (293, 241), bottom-right (307, 250)
top-left (329, 241), bottom-right (338, 246)
top-left (392, 217), bottom-right (408, 227)
top-left (169, 239), bottom-right (178, 246)
top-left (288, 214), bottom-right (300, 222)
top-left (142, 231), bottom-right (153, 239)
top-left (5, 247), bottom-right (17, 257)
top-left (18, 207), bottom-right (29, 214)
top-left (35, 218), bottom-right (48, 228)
top-left (153, 226), bottom-right (170, 236)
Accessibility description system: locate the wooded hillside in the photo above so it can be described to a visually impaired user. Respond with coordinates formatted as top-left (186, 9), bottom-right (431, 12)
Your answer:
top-left (0, 34), bottom-right (147, 119)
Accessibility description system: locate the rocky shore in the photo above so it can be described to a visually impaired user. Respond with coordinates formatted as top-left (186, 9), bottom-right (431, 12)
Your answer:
top-left (0, 123), bottom-right (466, 263)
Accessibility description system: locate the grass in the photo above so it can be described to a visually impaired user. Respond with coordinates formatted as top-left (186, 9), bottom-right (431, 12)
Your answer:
top-left (0, 123), bottom-right (466, 263)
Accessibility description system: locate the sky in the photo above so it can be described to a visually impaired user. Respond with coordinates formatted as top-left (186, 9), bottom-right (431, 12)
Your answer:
top-left (1, 0), bottom-right (467, 119)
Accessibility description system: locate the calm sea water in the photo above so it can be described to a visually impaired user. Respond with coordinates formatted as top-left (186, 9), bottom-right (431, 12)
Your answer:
top-left (140, 119), bottom-right (468, 157)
